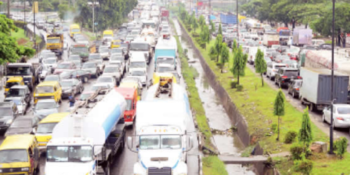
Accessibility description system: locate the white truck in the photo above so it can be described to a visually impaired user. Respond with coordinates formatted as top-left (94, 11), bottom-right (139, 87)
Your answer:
top-left (45, 89), bottom-right (127, 175)
top-left (129, 38), bottom-right (153, 64)
top-left (263, 32), bottom-right (279, 47)
top-left (127, 80), bottom-right (193, 175)
top-left (248, 46), bottom-right (265, 65)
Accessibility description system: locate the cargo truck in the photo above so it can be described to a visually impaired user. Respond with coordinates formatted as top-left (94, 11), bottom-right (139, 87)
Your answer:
top-left (127, 80), bottom-right (193, 175)
top-left (293, 29), bottom-right (312, 46)
top-left (46, 34), bottom-right (64, 57)
top-left (5, 63), bottom-right (41, 91)
top-left (263, 32), bottom-right (279, 47)
top-left (161, 9), bottom-right (169, 21)
top-left (300, 67), bottom-right (349, 111)
top-left (45, 89), bottom-right (126, 175)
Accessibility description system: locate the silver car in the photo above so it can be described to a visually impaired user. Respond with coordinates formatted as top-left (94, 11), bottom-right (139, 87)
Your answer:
top-left (60, 79), bottom-right (84, 98)
top-left (103, 65), bottom-right (122, 84)
top-left (323, 104), bottom-right (350, 128)
top-left (33, 99), bottom-right (59, 121)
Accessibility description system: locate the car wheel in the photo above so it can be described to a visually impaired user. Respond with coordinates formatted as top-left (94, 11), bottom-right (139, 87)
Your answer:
top-left (322, 114), bottom-right (326, 123)
top-left (309, 103), bottom-right (314, 112)
top-left (292, 91), bottom-right (296, 98)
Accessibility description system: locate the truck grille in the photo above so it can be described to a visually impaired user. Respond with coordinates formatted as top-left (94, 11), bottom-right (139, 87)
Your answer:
top-left (0, 168), bottom-right (24, 173)
top-left (148, 167), bottom-right (172, 175)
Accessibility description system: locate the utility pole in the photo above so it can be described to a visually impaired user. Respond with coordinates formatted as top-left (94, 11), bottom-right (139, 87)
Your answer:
top-left (23, 0), bottom-right (25, 23)
top-left (33, 1), bottom-right (36, 51)
top-left (88, 1), bottom-right (99, 39)
top-left (329, 0), bottom-right (335, 155)
top-left (236, 0), bottom-right (239, 47)
top-left (7, 0), bottom-right (10, 17)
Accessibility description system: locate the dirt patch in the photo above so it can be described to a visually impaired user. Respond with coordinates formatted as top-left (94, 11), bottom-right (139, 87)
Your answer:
top-left (17, 38), bottom-right (28, 45)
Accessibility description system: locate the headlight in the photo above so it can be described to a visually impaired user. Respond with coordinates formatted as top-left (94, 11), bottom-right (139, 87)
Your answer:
top-left (21, 167), bottom-right (29, 171)
top-left (0, 169), bottom-right (2, 173)
top-left (6, 119), bottom-right (13, 124)
top-left (64, 89), bottom-right (72, 93)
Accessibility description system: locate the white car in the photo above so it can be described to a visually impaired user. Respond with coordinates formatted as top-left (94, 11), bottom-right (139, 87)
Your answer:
top-left (42, 57), bottom-right (58, 70)
top-left (99, 46), bottom-right (110, 60)
top-left (322, 104), bottom-right (350, 128)
top-left (96, 75), bottom-right (116, 89)
top-left (109, 54), bottom-right (125, 71)
top-left (102, 65), bottom-right (122, 84)
top-left (127, 70), bottom-right (147, 86)
top-left (266, 62), bottom-right (286, 80)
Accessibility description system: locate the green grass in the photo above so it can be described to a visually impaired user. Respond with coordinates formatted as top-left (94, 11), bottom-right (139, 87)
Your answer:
top-left (176, 17), bottom-right (350, 174)
top-left (12, 28), bottom-right (42, 49)
top-left (82, 31), bottom-right (97, 41)
top-left (202, 156), bottom-right (228, 175)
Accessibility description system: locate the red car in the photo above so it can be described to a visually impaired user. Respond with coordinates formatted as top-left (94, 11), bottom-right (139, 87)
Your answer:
top-left (54, 62), bottom-right (77, 74)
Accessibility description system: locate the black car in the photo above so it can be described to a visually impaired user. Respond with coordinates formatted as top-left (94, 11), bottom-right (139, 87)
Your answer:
top-left (274, 68), bottom-right (300, 88)
top-left (5, 117), bottom-right (39, 136)
top-left (317, 43), bottom-right (332, 50)
top-left (71, 69), bottom-right (92, 83)
top-left (288, 79), bottom-right (303, 98)
top-left (276, 46), bottom-right (289, 54)
top-left (0, 102), bottom-right (18, 132)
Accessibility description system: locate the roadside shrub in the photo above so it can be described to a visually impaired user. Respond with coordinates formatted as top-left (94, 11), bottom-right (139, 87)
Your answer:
top-left (290, 144), bottom-right (304, 160)
top-left (237, 85), bottom-right (243, 91)
top-left (230, 81), bottom-right (237, 88)
top-left (294, 157), bottom-right (313, 175)
top-left (192, 32), bottom-right (200, 37)
top-left (334, 137), bottom-right (348, 159)
top-left (14, 21), bottom-right (27, 29)
top-left (271, 124), bottom-right (278, 133)
top-left (284, 130), bottom-right (297, 144)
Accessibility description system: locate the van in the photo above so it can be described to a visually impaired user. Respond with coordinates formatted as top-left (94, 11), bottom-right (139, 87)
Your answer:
top-left (103, 30), bottom-right (114, 39)
top-left (0, 134), bottom-right (40, 175)
top-left (69, 24), bottom-right (81, 38)
top-left (4, 76), bottom-right (24, 93)
top-left (119, 81), bottom-right (142, 101)
top-left (110, 39), bottom-right (122, 49)
top-left (115, 87), bottom-right (138, 125)
top-left (35, 112), bottom-right (69, 150)
top-left (33, 81), bottom-right (62, 104)
top-left (266, 62), bottom-right (287, 80)
top-left (128, 54), bottom-right (147, 73)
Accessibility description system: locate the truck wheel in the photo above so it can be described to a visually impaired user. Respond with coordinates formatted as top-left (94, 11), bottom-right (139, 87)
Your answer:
top-left (104, 162), bottom-right (111, 175)
top-left (292, 91), bottom-right (296, 98)
top-left (309, 103), bottom-right (315, 112)
top-left (322, 114), bottom-right (326, 123)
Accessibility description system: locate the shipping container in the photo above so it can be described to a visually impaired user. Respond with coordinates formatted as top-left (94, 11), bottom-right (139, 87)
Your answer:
top-left (220, 13), bottom-right (237, 24)
top-left (293, 29), bottom-right (312, 46)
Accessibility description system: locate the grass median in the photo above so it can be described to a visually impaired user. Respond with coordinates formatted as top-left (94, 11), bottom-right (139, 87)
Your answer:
top-left (176, 18), bottom-right (350, 174)
top-left (12, 28), bottom-right (42, 48)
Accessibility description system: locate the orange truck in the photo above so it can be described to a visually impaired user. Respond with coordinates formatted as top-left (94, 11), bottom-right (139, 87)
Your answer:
top-left (116, 87), bottom-right (138, 126)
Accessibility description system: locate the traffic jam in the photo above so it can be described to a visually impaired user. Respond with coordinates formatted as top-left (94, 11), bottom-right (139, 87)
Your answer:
top-left (0, 1), bottom-right (192, 175)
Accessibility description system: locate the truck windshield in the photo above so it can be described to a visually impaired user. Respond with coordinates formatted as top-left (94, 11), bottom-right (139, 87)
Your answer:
top-left (35, 101), bottom-right (56, 110)
top-left (157, 66), bottom-right (173, 73)
top-left (6, 82), bottom-right (19, 88)
top-left (139, 135), bottom-right (181, 149)
top-left (37, 123), bottom-right (57, 134)
top-left (284, 70), bottom-right (298, 77)
top-left (71, 47), bottom-right (88, 54)
top-left (157, 58), bottom-right (174, 64)
top-left (130, 62), bottom-right (146, 68)
top-left (47, 39), bottom-right (60, 43)
top-left (130, 43), bottom-right (149, 51)
top-left (47, 146), bottom-right (93, 162)
top-left (8, 89), bottom-right (25, 97)
top-left (0, 149), bottom-right (28, 163)
top-left (126, 99), bottom-right (132, 111)
top-left (36, 86), bottom-right (54, 93)
top-left (6, 67), bottom-right (31, 76)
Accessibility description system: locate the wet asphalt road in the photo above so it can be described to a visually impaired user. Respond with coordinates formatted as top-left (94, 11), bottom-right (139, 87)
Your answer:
top-left (0, 18), bottom-right (200, 175)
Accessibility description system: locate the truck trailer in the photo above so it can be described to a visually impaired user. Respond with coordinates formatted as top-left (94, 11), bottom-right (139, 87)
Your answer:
top-left (300, 67), bottom-right (349, 111)
top-left (263, 32), bottom-right (279, 47)
top-left (293, 29), bottom-right (312, 46)
top-left (45, 89), bottom-right (126, 175)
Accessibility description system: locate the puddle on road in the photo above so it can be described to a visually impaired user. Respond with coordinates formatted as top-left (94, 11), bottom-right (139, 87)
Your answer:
top-left (172, 19), bottom-right (256, 175)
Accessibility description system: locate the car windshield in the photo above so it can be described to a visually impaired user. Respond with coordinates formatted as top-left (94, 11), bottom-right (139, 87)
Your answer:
top-left (130, 61), bottom-right (145, 68)
top-left (82, 63), bottom-right (96, 69)
top-left (37, 123), bottom-right (57, 134)
top-left (111, 49), bottom-right (122, 53)
top-left (6, 67), bottom-right (31, 76)
top-left (71, 47), bottom-right (88, 53)
top-left (0, 149), bottom-right (28, 163)
top-left (5, 82), bottom-right (19, 88)
top-left (275, 65), bottom-right (286, 69)
top-left (79, 93), bottom-right (92, 100)
top-left (43, 59), bottom-right (57, 64)
top-left (57, 63), bottom-right (70, 69)
top-left (97, 77), bottom-right (113, 83)
top-left (337, 107), bottom-right (350, 114)
top-left (59, 72), bottom-right (73, 79)
top-left (157, 58), bottom-right (173, 64)
top-left (104, 67), bottom-right (118, 73)
top-left (11, 119), bottom-right (31, 127)
top-left (71, 29), bottom-right (80, 32)
top-left (130, 43), bottom-right (149, 51)
top-left (157, 66), bottom-right (173, 73)
top-left (60, 81), bottom-right (73, 87)
top-left (36, 86), bottom-right (54, 93)
top-left (88, 55), bottom-right (100, 60)
top-left (126, 99), bottom-right (132, 111)
top-left (110, 56), bottom-right (123, 61)
top-left (139, 135), bottom-right (181, 149)
top-left (99, 47), bottom-right (109, 53)
top-left (47, 38), bottom-right (60, 43)
top-left (35, 101), bottom-right (56, 110)
top-left (8, 89), bottom-right (25, 97)
top-left (68, 55), bottom-right (80, 61)
top-left (44, 76), bottom-right (59, 82)
top-left (0, 108), bottom-right (12, 116)
top-left (130, 71), bottom-right (144, 76)
top-left (142, 23), bottom-right (156, 28)
top-left (47, 146), bottom-right (93, 162)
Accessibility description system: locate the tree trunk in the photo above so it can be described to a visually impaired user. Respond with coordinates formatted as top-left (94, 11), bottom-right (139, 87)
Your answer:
top-left (284, 22), bottom-right (288, 27)
top-left (237, 68), bottom-right (240, 85)
top-left (276, 116), bottom-right (280, 141)
top-left (216, 55), bottom-right (219, 62)
top-left (261, 73), bottom-right (264, 86)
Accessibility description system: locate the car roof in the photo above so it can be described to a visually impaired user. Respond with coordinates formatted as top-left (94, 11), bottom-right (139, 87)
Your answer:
top-left (10, 85), bottom-right (27, 89)
top-left (40, 112), bottom-right (70, 123)
top-left (36, 99), bottom-right (56, 103)
top-left (334, 104), bottom-right (350, 108)
top-left (116, 87), bottom-right (136, 98)
top-left (37, 81), bottom-right (59, 87)
top-left (7, 77), bottom-right (23, 81)
top-left (0, 134), bottom-right (35, 150)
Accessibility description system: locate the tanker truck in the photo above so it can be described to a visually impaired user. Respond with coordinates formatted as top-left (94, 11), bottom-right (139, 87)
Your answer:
top-left (45, 89), bottom-right (126, 175)
top-left (127, 77), bottom-right (194, 175)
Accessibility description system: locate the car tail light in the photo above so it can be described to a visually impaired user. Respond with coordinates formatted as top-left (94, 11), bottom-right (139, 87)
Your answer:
top-left (297, 76), bottom-right (302, 79)
top-left (336, 117), bottom-right (344, 121)
top-left (295, 88), bottom-right (299, 91)
top-left (282, 76), bottom-right (288, 79)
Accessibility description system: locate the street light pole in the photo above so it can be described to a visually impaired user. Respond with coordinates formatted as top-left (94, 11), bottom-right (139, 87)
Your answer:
top-left (92, 1), bottom-right (95, 36)
top-left (23, 0), bottom-right (25, 23)
top-left (236, 0), bottom-right (239, 47)
top-left (329, 0), bottom-right (335, 155)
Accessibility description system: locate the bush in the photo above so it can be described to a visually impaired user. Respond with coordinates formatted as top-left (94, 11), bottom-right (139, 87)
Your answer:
top-left (192, 32), bottom-right (200, 37)
top-left (271, 124), bottom-right (278, 133)
top-left (14, 21), bottom-right (27, 29)
top-left (237, 85), bottom-right (243, 91)
top-left (334, 137), bottom-right (348, 159)
top-left (290, 144), bottom-right (304, 160)
top-left (200, 43), bottom-right (206, 49)
top-left (230, 81), bottom-right (237, 88)
top-left (284, 130), bottom-right (297, 144)
top-left (294, 158), bottom-right (313, 175)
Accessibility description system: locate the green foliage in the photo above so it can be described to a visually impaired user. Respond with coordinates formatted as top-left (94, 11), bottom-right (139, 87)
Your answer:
top-left (191, 15), bottom-right (199, 32)
top-left (214, 34), bottom-right (223, 62)
top-left (200, 25), bottom-right (210, 44)
top-left (284, 130), bottom-right (297, 144)
top-left (209, 46), bottom-right (218, 60)
top-left (334, 137), bottom-right (348, 159)
top-left (218, 44), bottom-right (229, 73)
top-left (230, 81), bottom-right (237, 89)
top-left (293, 155), bottom-right (313, 175)
top-left (0, 13), bottom-right (35, 64)
top-left (209, 20), bottom-right (216, 33)
top-left (290, 143), bottom-right (304, 160)
top-left (58, 4), bottom-right (69, 20)
top-left (298, 109), bottom-right (313, 147)
top-left (198, 15), bottom-right (206, 29)
top-left (39, 0), bottom-right (54, 11)
top-left (237, 85), bottom-right (244, 91)
top-left (203, 156), bottom-right (229, 175)
top-left (232, 39), bottom-right (237, 53)
top-left (254, 49), bottom-right (266, 86)
top-left (218, 23), bottom-right (222, 35)
top-left (271, 123), bottom-right (278, 133)
top-left (274, 89), bottom-right (285, 141)
top-left (230, 47), bottom-right (246, 85)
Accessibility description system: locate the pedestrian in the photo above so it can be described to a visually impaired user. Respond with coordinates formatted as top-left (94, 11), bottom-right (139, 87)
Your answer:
top-left (68, 93), bottom-right (75, 107)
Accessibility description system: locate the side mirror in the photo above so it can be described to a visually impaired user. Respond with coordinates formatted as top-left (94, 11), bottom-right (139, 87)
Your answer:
top-left (31, 128), bottom-right (36, 134)
top-left (127, 136), bottom-right (138, 153)
top-left (184, 136), bottom-right (194, 152)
